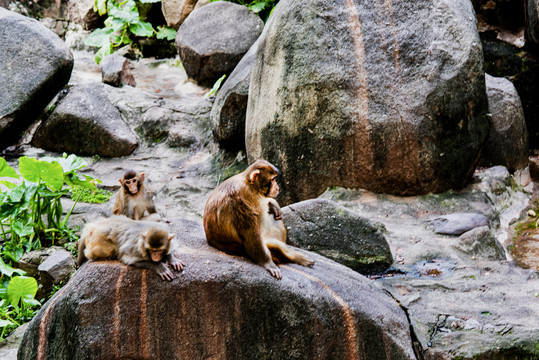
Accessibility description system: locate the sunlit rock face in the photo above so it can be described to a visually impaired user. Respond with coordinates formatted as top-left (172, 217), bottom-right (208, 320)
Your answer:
top-left (246, 0), bottom-right (489, 204)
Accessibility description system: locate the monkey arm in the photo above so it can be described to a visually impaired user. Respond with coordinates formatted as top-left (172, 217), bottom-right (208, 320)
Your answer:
top-left (121, 253), bottom-right (174, 281)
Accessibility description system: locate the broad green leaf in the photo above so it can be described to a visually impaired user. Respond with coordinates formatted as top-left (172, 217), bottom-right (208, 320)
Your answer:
top-left (129, 21), bottom-right (153, 37)
top-left (8, 184), bottom-right (26, 203)
top-left (0, 158), bottom-right (18, 179)
top-left (0, 180), bottom-right (16, 190)
top-left (22, 295), bottom-right (41, 308)
top-left (95, 42), bottom-right (114, 64)
top-left (12, 218), bottom-right (34, 237)
top-left (7, 276), bottom-right (37, 308)
top-left (96, 0), bottom-right (108, 15)
top-left (0, 258), bottom-right (26, 277)
top-left (205, 74), bottom-right (227, 98)
top-left (109, 1), bottom-right (139, 24)
top-left (85, 27), bottom-right (114, 48)
top-left (0, 319), bottom-right (13, 328)
top-left (41, 154), bottom-right (86, 174)
top-left (65, 173), bottom-right (98, 190)
top-left (19, 157), bottom-right (63, 191)
top-left (18, 157), bottom-right (40, 183)
top-left (250, 2), bottom-right (268, 13)
top-left (156, 26), bottom-right (176, 40)
top-left (2, 247), bottom-right (25, 263)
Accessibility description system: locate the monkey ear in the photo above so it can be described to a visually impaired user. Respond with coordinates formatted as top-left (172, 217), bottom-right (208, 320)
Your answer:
top-left (168, 234), bottom-right (175, 241)
top-left (142, 231), bottom-right (148, 239)
top-left (140, 173), bottom-right (146, 182)
top-left (249, 169), bottom-right (260, 183)
top-left (118, 179), bottom-right (123, 184)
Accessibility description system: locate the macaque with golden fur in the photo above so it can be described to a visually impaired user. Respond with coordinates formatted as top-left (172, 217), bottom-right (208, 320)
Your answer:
top-left (113, 169), bottom-right (161, 221)
top-left (78, 215), bottom-right (184, 281)
top-left (203, 160), bottom-right (314, 279)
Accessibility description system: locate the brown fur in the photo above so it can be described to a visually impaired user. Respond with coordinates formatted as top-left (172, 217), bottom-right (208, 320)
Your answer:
top-left (112, 170), bottom-right (160, 221)
top-left (78, 215), bottom-right (184, 281)
top-left (203, 160), bottom-right (314, 279)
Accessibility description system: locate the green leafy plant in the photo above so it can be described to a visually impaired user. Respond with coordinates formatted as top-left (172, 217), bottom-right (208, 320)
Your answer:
top-left (0, 154), bottom-right (99, 259)
top-left (85, 0), bottom-right (177, 64)
top-left (70, 186), bottom-right (113, 204)
top-left (0, 276), bottom-right (40, 340)
top-left (205, 74), bottom-right (227, 99)
top-left (210, 0), bottom-right (279, 21)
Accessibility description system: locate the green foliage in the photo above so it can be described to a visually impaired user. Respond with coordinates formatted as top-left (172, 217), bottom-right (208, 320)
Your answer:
top-left (86, 0), bottom-right (177, 63)
top-left (0, 276), bottom-right (40, 340)
top-left (205, 74), bottom-right (227, 99)
top-left (0, 154), bottom-right (98, 255)
top-left (70, 186), bottom-right (113, 204)
top-left (0, 154), bottom-right (104, 340)
top-left (210, 0), bottom-right (279, 21)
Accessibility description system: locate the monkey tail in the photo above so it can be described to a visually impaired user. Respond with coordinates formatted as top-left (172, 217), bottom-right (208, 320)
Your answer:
top-left (78, 225), bottom-right (92, 266)
top-left (265, 238), bottom-right (314, 267)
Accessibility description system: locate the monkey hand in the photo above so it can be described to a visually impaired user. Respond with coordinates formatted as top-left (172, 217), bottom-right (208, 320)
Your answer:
top-left (264, 262), bottom-right (282, 280)
top-left (168, 257), bottom-right (185, 272)
top-left (157, 263), bottom-right (175, 281)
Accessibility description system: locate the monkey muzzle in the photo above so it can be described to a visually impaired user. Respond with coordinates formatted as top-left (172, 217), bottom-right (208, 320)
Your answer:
top-left (149, 250), bottom-right (164, 262)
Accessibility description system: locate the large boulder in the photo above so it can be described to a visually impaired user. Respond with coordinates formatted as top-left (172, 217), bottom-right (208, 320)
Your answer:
top-left (161, 0), bottom-right (198, 30)
top-left (527, 0), bottom-right (539, 44)
top-left (0, 8), bottom-right (73, 150)
top-left (210, 39), bottom-right (259, 151)
top-left (246, 0), bottom-right (489, 204)
top-left (32, 82), bottom-right (138, 157)
top-left (282, 199), bottom-right (393, 274)
top-left (19, 220), bottom-right (416, 360)
top-left (175, 1), bottom-right (264, 87)
top-left (479, 74), bottom-right (528, 172)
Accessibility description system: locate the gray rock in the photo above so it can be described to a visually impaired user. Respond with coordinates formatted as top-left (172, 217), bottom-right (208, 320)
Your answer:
top-left (479, 74), bottom-right (528, 172)
top-left (175, 1), bottom-right (264, 87)
top-left (37, 249), bottom-right (76, 289)
top-left (527, 0), bottom-right (539, 44)
top-left (67, 0), bottom-right (103, 30)
top-left (161, 0), bottom-right (198, 29)
top-left (18, 220), bottom-right (415, 360)
top-left (246, 0), bottom-right (489, 204)
top-left (100, 54), bottom-right (136, 87)
top-left (429, 213), bottom-right (489, 235)
top-left (0, 8), bottom-right (73, 150)
top-left (452, 226), bottom-right (506, 260)
top-left (210, 38), bottom-right (259, 151)
top-left (32, 82), bottom-right (138, 157)
top-left (18, 246), bottom-right (66, 278)
top-left (0, 322), bottom-right (28, 360)
top-left (283, 199), bottom-right (393, 274)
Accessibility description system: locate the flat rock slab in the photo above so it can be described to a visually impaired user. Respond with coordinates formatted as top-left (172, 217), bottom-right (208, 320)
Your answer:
top-left (429, 213), bottom-right (489, 235)
top-left (18, 221), bottom-right (416, 360)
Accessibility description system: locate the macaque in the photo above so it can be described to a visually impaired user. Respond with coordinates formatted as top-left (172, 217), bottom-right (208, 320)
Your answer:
top-left (113, 169), bottom-right (161, 221)
top-left (203, 160), bottom-right (314, 279)
top-left (78, 215), bottom-right (184, 281)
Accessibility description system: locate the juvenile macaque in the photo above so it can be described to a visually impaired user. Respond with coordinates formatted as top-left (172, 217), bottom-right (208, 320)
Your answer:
top-left (78, 215), bottom-right (184, 281)
top-left (113, 169), bottom-right (161, 221)
top-left (203, 160), bottom-right (314, 279)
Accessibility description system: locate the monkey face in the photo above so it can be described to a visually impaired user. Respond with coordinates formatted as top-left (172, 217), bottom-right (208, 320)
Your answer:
top-left (148, 249), bottom-right (166, 262)
top-left (142, 228), bottom-right (174, 263)
top-left (268, 177), bottom-right (279, 198)
top-left (123, 178), bottom-right (139, 195)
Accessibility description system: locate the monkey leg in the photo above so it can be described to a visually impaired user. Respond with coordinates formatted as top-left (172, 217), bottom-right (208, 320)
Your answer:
top-left (243, 229), bottom-right (282, 279)
top-left (265, 238), bottom-right (315, 267)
